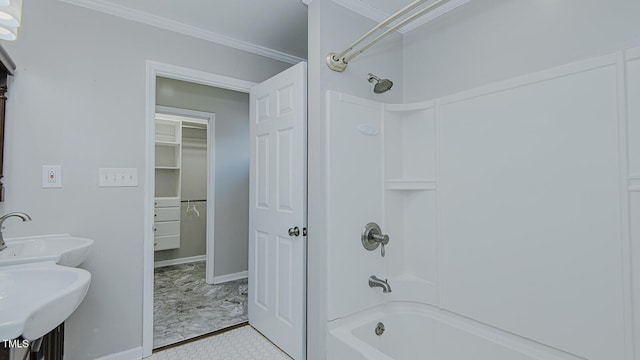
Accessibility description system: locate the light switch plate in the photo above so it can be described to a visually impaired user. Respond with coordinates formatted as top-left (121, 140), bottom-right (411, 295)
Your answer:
top-left (42, 165), bottom-right (62, 188)
top-left (99, 168), bottom-right (138, 187)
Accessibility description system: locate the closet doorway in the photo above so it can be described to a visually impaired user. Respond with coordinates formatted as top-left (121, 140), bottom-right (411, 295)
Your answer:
top-left (154, 107), bottom-right (214, 281)
top-left (151, 76), bottom-right (251, 349)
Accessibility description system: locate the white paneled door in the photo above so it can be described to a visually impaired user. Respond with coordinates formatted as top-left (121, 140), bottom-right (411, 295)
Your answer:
top-left (249, 62), bottom-right (307, 360)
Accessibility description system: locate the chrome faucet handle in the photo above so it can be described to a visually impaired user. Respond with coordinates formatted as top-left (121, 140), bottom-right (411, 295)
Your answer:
top-left (0, 212), bottom-right (32, 252)
top-left (369, 233), bottom-right (388, 257)
top-left (370, 233), bottom-right (389, 244)
top-left (362, 222), bottom-right (390, 257)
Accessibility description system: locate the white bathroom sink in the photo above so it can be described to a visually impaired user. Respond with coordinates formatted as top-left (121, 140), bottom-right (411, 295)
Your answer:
top-left (0, 235), bottom-right (93, 267)
top-left (0, 262), bottom-right (91, 340)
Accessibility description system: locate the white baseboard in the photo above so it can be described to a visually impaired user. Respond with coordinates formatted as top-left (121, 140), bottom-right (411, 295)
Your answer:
top-left (94, 346), bottom-right (143, 360)
top-left (154, 255), bottom-right (205, 268)
top-left (213, 270), bottom-right (248, 284)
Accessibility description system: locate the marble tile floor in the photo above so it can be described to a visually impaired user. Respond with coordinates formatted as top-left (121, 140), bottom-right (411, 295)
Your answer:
top-left (154, 261), bottom-right (248, 349)
top-left (148, 325), bottom-right (292, 360)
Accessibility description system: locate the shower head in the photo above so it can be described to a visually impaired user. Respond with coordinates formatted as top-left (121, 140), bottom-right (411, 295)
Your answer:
top-left (367, 73), bottom-right (393, 94)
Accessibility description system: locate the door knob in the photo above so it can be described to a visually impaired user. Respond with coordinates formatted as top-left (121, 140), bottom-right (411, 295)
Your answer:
top-left (288, 226), bottom-right (300, 237)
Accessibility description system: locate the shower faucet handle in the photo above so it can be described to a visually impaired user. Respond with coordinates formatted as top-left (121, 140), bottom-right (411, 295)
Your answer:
top-left (370, 233), bottom-right (389, 244)
top-left (370, 233), bottom-right (388, 257)
top-left (362, 222), bottom-right (390, 257)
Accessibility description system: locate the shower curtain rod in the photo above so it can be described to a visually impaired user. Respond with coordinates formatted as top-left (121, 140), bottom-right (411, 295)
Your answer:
top-left (326, 0), bottom-right (451, 72)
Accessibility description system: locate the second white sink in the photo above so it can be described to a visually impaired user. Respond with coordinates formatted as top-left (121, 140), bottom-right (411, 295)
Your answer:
top-left (0, 262), bottom-right (91, 341)
top-left (0, 235), bottom-right (94, 267)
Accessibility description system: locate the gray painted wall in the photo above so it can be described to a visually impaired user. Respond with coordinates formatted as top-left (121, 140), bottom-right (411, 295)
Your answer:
top-left (155, 77), bottom-right (250, 278)
top-left (0, 0), bottom-right (289, 358)
top-left (403, 0), bottom-right (640, 101)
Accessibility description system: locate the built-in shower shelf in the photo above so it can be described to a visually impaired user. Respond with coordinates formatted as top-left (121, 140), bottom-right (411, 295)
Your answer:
top-left (386, 178), bottom-right (436, 191)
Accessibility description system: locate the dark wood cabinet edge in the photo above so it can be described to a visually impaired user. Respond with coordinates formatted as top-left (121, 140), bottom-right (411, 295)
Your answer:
top-left (0, 45), bottom-right (15, 75)
top-left (0, 85), bottom-right (5, 202)
top-left (0, 44), bottom-right (14, 202)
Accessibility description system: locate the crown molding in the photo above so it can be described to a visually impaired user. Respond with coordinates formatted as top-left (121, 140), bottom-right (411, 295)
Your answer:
top-left (331, 0), bottom-right (471, 34)
top-left (58, 0), bottom-right (306, 64)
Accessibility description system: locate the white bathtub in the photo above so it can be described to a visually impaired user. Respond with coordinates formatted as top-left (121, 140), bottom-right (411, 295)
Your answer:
top-left (328, 302), bottom-right (575, 360)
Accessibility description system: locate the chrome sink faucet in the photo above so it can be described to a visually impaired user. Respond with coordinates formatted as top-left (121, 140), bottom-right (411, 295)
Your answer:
top-left (0, 212), bottom-right (32, 251)
top-left (369, 275), bottom-right (392, 293)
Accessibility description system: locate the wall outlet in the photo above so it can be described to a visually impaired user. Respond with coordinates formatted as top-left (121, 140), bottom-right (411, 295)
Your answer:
top-left (99, 168), bottom-right (138, 187)
top-left (42, 165), bottom-right (62, 188)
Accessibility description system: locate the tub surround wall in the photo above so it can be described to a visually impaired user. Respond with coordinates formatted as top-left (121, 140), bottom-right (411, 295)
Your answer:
top-left (307, 1), bottom-right (403, 358)
top-left (629, 48), bottom-right (640, 178)
top-left (437, 57), bottom-right (624, 360)
top-left (0, 0), bottom-right (289, 358)
top-left (402, 0), bottom-right (640, 102)
top-left (326, 47), bottom-right (638, 359)
top-left (325, 92), bottom-right (384, 320)
top-left (311, 1), bottom-right (640, 360)
top-left (627, 47), bottom-right (640, 360)
top-left (399, 1), bottom-right (640, 356)
top-left (383, 102), bottom-right (438, 305)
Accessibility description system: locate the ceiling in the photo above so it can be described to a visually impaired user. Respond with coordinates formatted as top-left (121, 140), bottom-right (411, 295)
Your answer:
top-left (62, 0), bottom-right (309, 62)
top-left (332, 0), bottom-right (471, 34)
top-left (360, 0), bottom-right (416, 15)
top-left (60, 0), bottom-right (469, 64)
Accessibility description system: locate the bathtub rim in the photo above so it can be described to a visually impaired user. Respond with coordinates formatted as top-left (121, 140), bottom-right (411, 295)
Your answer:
top-left (328, 301), bottom-right (586, 360)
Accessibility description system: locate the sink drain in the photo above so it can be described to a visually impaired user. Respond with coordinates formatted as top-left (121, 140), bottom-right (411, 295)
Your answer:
top-left (375, 322), bottom-right (385, 336)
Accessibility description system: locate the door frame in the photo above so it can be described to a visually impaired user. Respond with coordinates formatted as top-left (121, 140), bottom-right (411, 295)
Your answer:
top-left (143, 60), bottom-right (256, 357)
